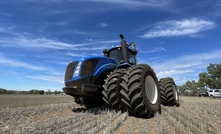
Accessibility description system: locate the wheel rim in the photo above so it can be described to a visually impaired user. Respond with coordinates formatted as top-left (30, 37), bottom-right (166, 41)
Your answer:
top-left (145, 76), bottom-right (158, 104)
top-left (172, 84), bottom-right (178, 101)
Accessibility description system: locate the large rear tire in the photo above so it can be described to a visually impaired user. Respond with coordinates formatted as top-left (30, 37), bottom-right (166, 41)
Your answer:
top-left (102, 69), bottom-right (126, 110)
top-left (120, 64), bottom-right (161, 117)
top-left (159, 77), bottom-right (180, 106)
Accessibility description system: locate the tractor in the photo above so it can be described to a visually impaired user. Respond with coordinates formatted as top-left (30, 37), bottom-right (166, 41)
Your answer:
top-left (63, 34), bottom-right (179, 117)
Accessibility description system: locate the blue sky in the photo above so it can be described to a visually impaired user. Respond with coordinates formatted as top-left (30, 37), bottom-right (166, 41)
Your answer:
top-left (0, 0), bottom-right (221, 91)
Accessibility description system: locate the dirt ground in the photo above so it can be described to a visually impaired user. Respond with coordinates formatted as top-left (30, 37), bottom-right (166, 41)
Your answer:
top-left (0, 95), bottom-right (220, 134)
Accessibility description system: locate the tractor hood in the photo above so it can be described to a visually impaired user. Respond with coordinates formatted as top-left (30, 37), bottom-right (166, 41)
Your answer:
top-left (64, 56), bottom-right (117, 82)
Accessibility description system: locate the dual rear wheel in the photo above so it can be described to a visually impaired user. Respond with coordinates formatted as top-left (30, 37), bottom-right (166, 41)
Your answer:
top-left (102, 64), bottom-right (161, 117)
top-left (159, 77), bottom-right (180, 107)
top-left (102, 64), bottom-right (180, 117)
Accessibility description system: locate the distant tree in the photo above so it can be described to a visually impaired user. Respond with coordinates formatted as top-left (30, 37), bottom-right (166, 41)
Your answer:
top-left (0, 88), bottom-right (44, 95)
top-left (186, 80), bottom-right (198, 95)
top-left (198, 63), bottom-right (221, 89)
top-left (0, 88), bottom-right (7, 94)
top-left (39, 90), bottom-right (44, 95)
top-left (21, 91), bottom-right (29, 94)
top-left (6, 90), bottom-right (16, 94)
top-left (29, 89), bottom-right (45, 94)
top-left (54, 90), bottom-right (58, 94)
top-left (47, 89), bottom-right (51, 95)
top-left (177, 85), bottom-right (186, 95)
top-left (178, 80), bottom-right (198, 96)
top-left (29, 90), bottom-right (34, 94)
top-left (198, 72), bottom-right (208, 88)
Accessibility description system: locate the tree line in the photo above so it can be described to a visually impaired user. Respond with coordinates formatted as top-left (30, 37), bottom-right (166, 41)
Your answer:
top-left (178, 63), bottom-right (221, 96)
top-left (0, 89), bottom-right (63, 95)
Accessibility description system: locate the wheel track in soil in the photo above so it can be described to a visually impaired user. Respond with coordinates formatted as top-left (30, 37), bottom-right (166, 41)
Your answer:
top-left (1, 103), bottom-right (181, 134)
top-left (163, 106), bottom-right (218, 133)
top-left (115, 115), bottom-right (164, 134)
top-left (21, 110), bottom-right (111, 133)
top-left (1, 96), bottom-right (221, 134)
top-left (98, 112), bottom-right (128, 134)
top-left (1, 101), bottom-right (125, 134)
top-left (1, 103), bottom-right (74, 133)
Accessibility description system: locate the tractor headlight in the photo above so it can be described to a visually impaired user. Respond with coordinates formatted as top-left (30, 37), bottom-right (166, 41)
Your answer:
top-left (73, 62), bottom-right (81, 77)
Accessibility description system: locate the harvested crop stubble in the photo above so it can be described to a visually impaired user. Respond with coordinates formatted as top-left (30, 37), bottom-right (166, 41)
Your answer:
top-left (0, 95), bottom-right (220, 133)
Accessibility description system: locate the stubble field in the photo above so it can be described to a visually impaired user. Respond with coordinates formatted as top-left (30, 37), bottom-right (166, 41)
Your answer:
top-left (0, 95), bottom-right (220, 134)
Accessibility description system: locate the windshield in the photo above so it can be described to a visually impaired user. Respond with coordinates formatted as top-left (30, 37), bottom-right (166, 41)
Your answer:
top-left (109, 49), bottom-right (122, 64)
top-left (108, 49), bottom-right (136, 65)
top-left (128, 51), bottom-right (136, 65)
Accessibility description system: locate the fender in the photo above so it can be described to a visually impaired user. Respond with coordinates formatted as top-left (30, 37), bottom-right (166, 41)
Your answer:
top-left (94, 63), bottom-right (117, 76)
top-left (116, 62), bottom-right (131, 69)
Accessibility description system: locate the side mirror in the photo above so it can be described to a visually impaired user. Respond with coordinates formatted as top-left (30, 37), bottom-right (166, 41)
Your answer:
top-left (132, 43), bottom-right (138, 54)
top-left (103, 49), bottom-right (108, 56)
top-left (119, 34), bottom-right (124, 39)
top-left (132, 43), bottom-right (136, 51)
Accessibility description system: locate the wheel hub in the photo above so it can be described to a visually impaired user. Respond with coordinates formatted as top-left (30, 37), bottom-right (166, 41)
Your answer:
top-left (145, 76), bottom-right (158, 104)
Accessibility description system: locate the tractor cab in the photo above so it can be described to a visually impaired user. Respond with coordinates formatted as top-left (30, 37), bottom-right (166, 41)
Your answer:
top-left (103, 34), bottom-right (137, 65)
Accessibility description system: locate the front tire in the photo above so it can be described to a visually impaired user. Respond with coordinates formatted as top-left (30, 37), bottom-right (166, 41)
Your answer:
top-left (210, 95), bottom-right (215, 99)
top-left (120, 64), bottom-right (161, 117)
top-left (102, 69), bottom-right (126, 110)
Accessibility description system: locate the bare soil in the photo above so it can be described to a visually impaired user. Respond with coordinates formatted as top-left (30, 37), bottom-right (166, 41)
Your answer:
top-left (0, 95), bottom-right (220, 134)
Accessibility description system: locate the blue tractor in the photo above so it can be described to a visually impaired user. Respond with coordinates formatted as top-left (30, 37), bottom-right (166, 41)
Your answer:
top-left (63, 34), bottom-right (179, 117)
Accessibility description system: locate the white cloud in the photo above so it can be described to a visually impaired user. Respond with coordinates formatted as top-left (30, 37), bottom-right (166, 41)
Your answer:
top-left (7, 0), bottom-right (170, 9)
top-left (140, 47), bottom-right (166, 54)
top-left (0, 35), bottom-right (118, 51)
top-left (88, 0), bottom-right (169, 7)
top-left (0, 26), bottom-right (13, 33)
top-left (147, 49), bottom-right (221, 85)
top-left (65, 52), bottom-right (102, 57)
top-left (0, 12), bottom-right (12, 17)
top-left (0, 55), bottom-right (47, 71)
top-left (140, 18), bottom-right (216, 38)
top-left (100, 22), bottom-right (108, 28)
top-left (65, 52), bottom-right (84, 57)
top-left (157, 69), bottom-right (194, 78)
top-left (26, 75), bottom-right (63, 84)
top-left (153, 50), bottom-right (221, 72)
